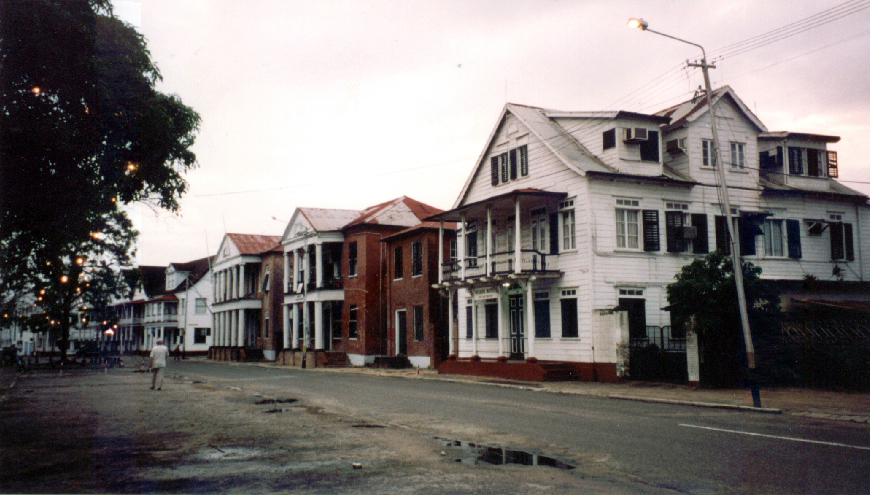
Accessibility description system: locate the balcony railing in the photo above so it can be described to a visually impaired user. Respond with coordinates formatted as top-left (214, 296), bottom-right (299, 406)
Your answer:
top-left (442, 250), bottom-right (554, 282)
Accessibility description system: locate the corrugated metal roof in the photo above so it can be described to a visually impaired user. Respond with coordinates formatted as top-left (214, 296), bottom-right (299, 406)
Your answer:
top-left (298, 207), bottom-right (361, 232)
top-left (506, 103), bottom-right (613, 174)
top-left (226, 233), bottom-right (283, 255)
top-left (655, 85), bottom-right (767, 134)
top-left (380, 221), bottom-right (457, 242)
top-left (344, 196), bottom-right (443, 228)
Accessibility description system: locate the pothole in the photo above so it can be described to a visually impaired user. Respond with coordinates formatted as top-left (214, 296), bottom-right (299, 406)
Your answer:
top-left (255, 398), bottom-right (298, 405)
top-left (435, 438), bottom-right (575, 470)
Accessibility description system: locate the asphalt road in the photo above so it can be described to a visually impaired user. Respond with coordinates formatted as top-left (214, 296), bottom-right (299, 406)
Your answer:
top-left (172, 360), bottom-right (870, 494)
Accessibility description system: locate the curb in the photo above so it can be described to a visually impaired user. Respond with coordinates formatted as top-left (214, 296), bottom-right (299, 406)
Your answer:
top-left (607, 394), bottom-right (783, 414)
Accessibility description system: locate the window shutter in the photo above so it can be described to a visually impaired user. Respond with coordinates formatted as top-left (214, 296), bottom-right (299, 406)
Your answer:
top-left (786, 219), bottom-right (802, 259)
top-left (490, 157), bottom-right (499, 186)
top-left (639, 130), bottom-right (660, 162)
top-left (830, 222), bottom-right (844, 260)
top-left (738, 217), bottom-right (756, 256)
top-left (519, 145), bottom-right (529, 176)
top-left (549, 213), bottom-right (559, 255)
top-left (845, 223), bottom-right (855, 261)
top-left (665, 211), bottom-right (685, 253)
top-left (642, 210), bottom-right (659, 252)
top-left (465, 306), bottom-right (473, 339)
top-left (509, 148), bottom-right (517, 180)
top-left (827, 151), bottom-right (838, 178)
top-left (715, 215), bottom-right (731, 255)
top-left (692, 214), bottom-right (708, 254)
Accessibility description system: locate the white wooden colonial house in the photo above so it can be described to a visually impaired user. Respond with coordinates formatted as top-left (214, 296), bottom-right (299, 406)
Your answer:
top-left (430, 86), bottom-right (869, 384)
top-left (211, 234), bottom-right (282, 361)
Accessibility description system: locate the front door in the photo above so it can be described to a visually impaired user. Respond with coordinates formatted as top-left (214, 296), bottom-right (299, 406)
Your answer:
top-left (396, 310), bottom-right (407, 355)
top-left (509, 294), bottom-right (525, 358)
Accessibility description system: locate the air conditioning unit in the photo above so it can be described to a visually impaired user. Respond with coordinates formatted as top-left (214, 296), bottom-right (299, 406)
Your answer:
top-left (666, 138), bottom-right (687, 154)
top-left (623, 127), bottom-right (649, 142)
top-left (681, 226), bottom-right (698, 240)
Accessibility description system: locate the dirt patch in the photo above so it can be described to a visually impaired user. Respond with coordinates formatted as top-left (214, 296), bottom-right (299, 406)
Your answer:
top-left (0, 366), bottom-right (675, 494)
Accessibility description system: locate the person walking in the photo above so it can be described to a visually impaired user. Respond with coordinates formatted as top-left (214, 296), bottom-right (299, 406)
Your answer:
top-left (149, 338), bottom-right (169, 390)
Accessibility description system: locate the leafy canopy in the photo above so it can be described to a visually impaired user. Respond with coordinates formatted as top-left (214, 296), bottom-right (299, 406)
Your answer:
top-left (0, 0), bottom-right (200, 355)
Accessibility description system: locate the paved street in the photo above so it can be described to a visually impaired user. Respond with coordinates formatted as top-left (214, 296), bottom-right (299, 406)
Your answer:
top-left (2, 359), bottom-right (869, 494)
top-left (174, 360), bottom-right (870, 494)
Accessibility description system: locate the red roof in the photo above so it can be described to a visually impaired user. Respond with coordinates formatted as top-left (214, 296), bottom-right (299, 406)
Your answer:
top-left (344, 196), bottom-right (443, 228)
top-left (227, 233), bottom-right (283, 255)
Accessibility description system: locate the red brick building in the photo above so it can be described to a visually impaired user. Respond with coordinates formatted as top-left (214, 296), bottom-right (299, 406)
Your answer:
top-left (381, 222), bottom-right (456, 368)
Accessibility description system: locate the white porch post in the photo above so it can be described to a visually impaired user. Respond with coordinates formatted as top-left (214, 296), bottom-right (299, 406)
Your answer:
top-left (525, 282), bottom-right (535, 360)
top-left (314, 301), bottom-right (323, 350)
top-left (448, 288), bottom-right (456, 355)
top-left (283, 253), bottom-right (290, 294)
top-left (471, 297), bottom-right (479, 357)
top-left (514, 198), bottom-right (522, 274)
top-left (293, 250), bottom-right (300, 291)
top-left (283, 305), bottom-right (290, 349)
top-left (438, 220), bottom-right (444, 284)
top-left (293, 304), bottom-right (301, 348)
top-left (238, 309), bottom-right (246, 348)
top-left (460, 213), bottom-right (466, 280)
top-left (497, 289), bottom-right (506, 358)
top-left (486, 207), bottom-right (493, 276)
top-left (237, 264), bottom-right (244, 298)
top-left (302, 302), bottom-right (309, 348)
top-left (315, 243), bottom-right (323, 288)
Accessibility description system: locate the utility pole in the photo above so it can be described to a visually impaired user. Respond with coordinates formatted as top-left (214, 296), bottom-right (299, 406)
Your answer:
top-left (628, 18), bottom-right (761, 407)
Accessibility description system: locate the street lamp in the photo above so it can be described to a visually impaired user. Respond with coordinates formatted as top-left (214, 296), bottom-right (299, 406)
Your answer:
top-left (628, 18), bottom-right (761, 408)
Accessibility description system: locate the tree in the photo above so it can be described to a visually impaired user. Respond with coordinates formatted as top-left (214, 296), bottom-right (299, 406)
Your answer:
top-left (0, 0), bottom-right (200, 360)
top-left (667, 251), bottom-right (781, 387)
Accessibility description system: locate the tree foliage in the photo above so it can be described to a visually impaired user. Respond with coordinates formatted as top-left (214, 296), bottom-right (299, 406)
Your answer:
top-left (0, 0), bottom-right (200, 357)
top-left (667, 251), bottom-right (781, 386)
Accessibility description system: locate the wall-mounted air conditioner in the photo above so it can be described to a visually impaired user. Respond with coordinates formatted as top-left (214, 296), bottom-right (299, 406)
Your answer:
top-left (623, 127), bottom-right (649, 142)
top-left (666, 138), bottom-right (687, 154)
top-left (681, 226), bottom-right (698, 240)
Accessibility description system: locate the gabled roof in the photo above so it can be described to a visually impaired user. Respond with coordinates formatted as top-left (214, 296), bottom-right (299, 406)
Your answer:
top-left (344, 196), bottom-right (443, 229)
top-left (299, 207), bottom-right (361, 232)
top-left (655, 85), bottom-right (767, 134)
top-left (226, 233), bottom-right (283, 255)
top-left (453, 103), bottom-right (666, 209)
top-left (167, 256), bottom-right (215, 292)
top-left (138, 265), bottom-right (167, 299)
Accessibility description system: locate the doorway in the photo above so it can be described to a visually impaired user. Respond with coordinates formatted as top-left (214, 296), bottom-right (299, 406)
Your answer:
top-left (509, 294), bottom-right (525, 359)
top-left (396, 309), bottom-right (408, 356)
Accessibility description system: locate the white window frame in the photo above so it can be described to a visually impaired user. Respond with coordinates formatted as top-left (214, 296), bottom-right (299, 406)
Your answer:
top-left (761, 218), bottom-right (785, 257)
top-left (702, 139), bottom-right (717, 167)
top-left (559, 200), bottom-right (576, 251)
top-left (615, 199), bottom-right (641, 250)
top-left (730, 142), bottom-right (745, 169)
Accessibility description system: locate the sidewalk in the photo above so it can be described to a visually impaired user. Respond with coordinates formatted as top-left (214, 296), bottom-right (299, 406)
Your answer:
top-left (242, 359), bottom-right (870, 424)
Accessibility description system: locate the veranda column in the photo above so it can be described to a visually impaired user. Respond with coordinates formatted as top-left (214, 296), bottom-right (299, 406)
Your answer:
top-left (302, 302), bottom-right (310, 348)
top-left (314, 301), bottom-right (323, 349)
top-left (238, 309), bottom-right (245, 348)
top-left (315, 243), bottom-right (323, 288)
top-left (514, 198), bottom-right (522, 274)
top-left (293, 250), bottom-right (300, 291)
top-left (447, 288), bottom-right (456, 356)
top-left (438, 220), bottom-right (444, 284)
top-left (497, 290), bottom-right (506, 358)
top-left (460, 213), bottom-right (466, 280)
top-left (238, 263), bottom-right (245, 298)
top-left (283, 253), bottom-right (290, 294)
top-left (486, 207), bottom-right (493, 276)
top-left (471, 297), bottom-right (479, 358)
top-left (525, 282), bottom-right (536, 361)
top-left (283, 305), bottom-right (290, 350)
top-left (292, 304), bottom-right (300, 348)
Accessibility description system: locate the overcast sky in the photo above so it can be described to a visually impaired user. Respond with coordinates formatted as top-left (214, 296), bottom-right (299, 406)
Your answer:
top-left (113, 0), bottom-right (870, 266)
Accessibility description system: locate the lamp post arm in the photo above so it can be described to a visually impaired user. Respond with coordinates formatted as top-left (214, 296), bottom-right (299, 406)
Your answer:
top-left (644, 28), bottom-right (707, 57)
